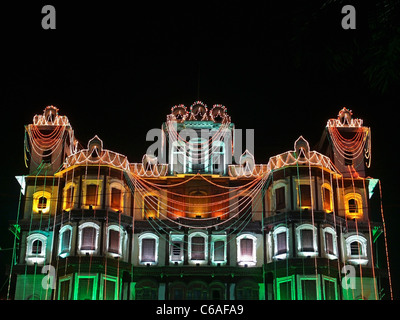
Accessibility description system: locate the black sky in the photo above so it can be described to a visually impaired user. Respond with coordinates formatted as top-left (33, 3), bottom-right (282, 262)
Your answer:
top-left (0, 1), bottom-right (399, 299)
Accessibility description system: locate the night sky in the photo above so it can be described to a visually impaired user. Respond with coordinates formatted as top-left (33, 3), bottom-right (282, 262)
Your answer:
top-left (0, 2), bottom-right (399, 300)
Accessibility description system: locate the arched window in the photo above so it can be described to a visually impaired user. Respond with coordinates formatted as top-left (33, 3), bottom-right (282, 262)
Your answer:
top-left (85, 184), bottom-right (98, 206)
top-left (274, 185), bottom-right (286, 211)
top-left (273, 226), bottom-right (289, 259)
top-left (33, 191), bottom-right (51, 214)
top-left (169, 233), bottom-right (184, 265)
top-left (106, 225), bottom-right (126, 258)
top-left (296, 224), bottom-right (318, 257)
top-left (345, 234), bottom-right (368, 265)
top-left (26, 233), bottom-right (47, 265)
top-left (78, 222), bottom-right (100, 255)
top-left (297, 184), bottom-right (312, 209)
top-left (59, 225), bottom-right (73, 258)
top-left (237, 234), bottom-right (257, 267)
top-left (109, 182), bottom-right (124, 212)
top-left (82, 179), bottom-right (103, 208)
top-left (322, 226), bottom-right (337, 259)
top-left (188, 231), bottom-right (208, 265)
top-left (321, 184), bottom-right (333, 213)
top-left (344, 193), bottom-right (363, 219)
top-left (139, 233), bottom-right (159, 265)
top-left (64, 184), bottom-right (75, 211)
top-left (211, 233), bottom-right (227, 265)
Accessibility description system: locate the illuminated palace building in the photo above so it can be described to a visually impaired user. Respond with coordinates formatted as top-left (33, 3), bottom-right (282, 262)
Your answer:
top-left (8, 103), bottom-right (392, 300)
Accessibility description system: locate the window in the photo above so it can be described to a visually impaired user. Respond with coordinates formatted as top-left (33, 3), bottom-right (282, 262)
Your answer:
top-left (323, 227), bottom-right (337, 258)
top-left (211, 233), bottom-right (227, 265)
top-left (143, 195), bottom-right (159, 219)
top-left (58, 277), bottom-right (72, 300)
top-left (299, 278), bottom-right (320, 300)
top-left (32, 239), bottom-right (42, 254)
top-left (188, 232), bottom-right (208, 264)
top-left (297, 225), bottom-right (318, 257)
top-left (273, 226), bottom-right (289, 259)
top-left (26, 233), bottom-right (47, 265)
top-left (301, 230), bottom-right (314, 251)
top-left (65, 186), bottom-right (74, 210)
top-left (78, 222), bottom-right (100, 254)
top-left (59, 225), bottom-right (72, 258)
top-left (191, 237), bottom-right (205, 260)
top-left (345, 235), bottom-right (368, 265)
top-left (100, 275), bottom-right (119, 300)
top-left (276, 276), bottom-right (295, 300)
top-left (322, 185), bottom-right (333, 212)
top-left (350, 241), bottom-right (361, 256)
top-left (74, 275), bottom-right (98, 300)
top-left (344, 193), bottom-right (363, 219)
top-left (237, 234), bottom-right (257, 266)
top-left (37, 197), bottom-right (47, 210)
top-left (85, 184), bottom-right (98, 206)
top-left (142, 239), bottom-right (156, 262)
top-left (213, 241), bottom-right (225, 262)
top-left (33, 191), bottom-right (51, 214)
top-left (322, 276), bottom-right (338, 300)
top-left (348, 199), bottom-right (357, 213)
top-left (108, 229), bottom-right (120, 254)
top-left (111, 187), bottom-right (122, 210)
top-left (298, 184), bottom-right (312, 208)
top-left (275, 186), bottom-right (286, 210)
top-left (171, 241), bottom-right (183, 261)
top-left (169, 233), bottom-right (184, 264)
top-left (139, 233), bottom-right (159, 265)
top-left (81, 227), bottom-right (96, 250)
top-left (106, 225), bottom-right (126, 259)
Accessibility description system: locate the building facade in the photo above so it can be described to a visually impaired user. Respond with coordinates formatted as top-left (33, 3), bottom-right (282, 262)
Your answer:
top-left (8, 103), bottom-right (390, 300)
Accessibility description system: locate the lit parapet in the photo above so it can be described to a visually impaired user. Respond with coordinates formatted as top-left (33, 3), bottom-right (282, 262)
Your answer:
top-left (32, 105), bottom-right (70, 126)
top-left (229, 136), bottom-right (339, 178)
top-left (63, 135), bottom-right (130, 171)
top-left (228, 150), bottom-right (269, 178)
top-left (267, 136), bottom-right (339, 173)
top-left (130, 154), bottom-right (169, 177)
top-left (326, 107), bottom-right (363, 127)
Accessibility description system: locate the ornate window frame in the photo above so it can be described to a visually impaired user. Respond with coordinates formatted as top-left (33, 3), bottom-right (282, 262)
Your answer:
top-left (345, 234), bottom-right (368, 265)
top-left (296, 224), bottom-right (318, 257)
top-left (273, 225), bottom-right (289, 260)
top-left (106, 224), bottom-right (127, 259)
top-left (138, 232), bottom-right (159, 265)
top-left (58, 224), bottom-right (73, 258)
top-left (188, 231), bottom-right (208, 265)
top-left (77, 221), bottom-right (100, 255)
top-left (25, 232), bottom-right (48, 265)
top-left (322, 226), bottom-right (338, 259)
top-left (236, 233), bottom-right (257, 267)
